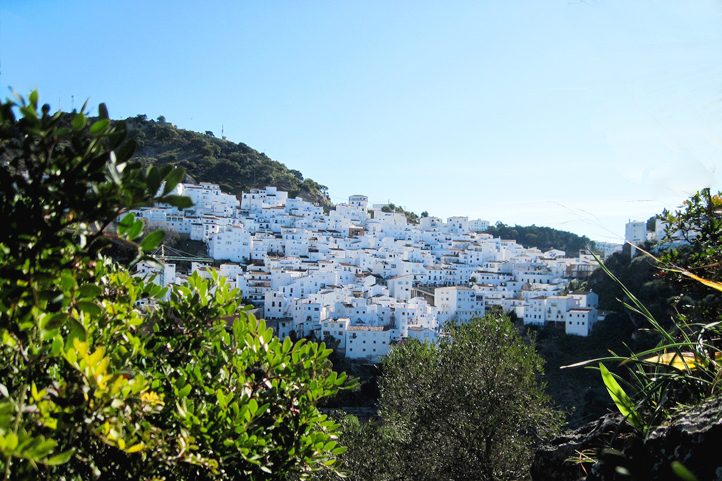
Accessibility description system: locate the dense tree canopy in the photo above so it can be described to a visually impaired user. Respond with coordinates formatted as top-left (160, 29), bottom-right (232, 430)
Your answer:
top-left (322, 315), bottom-right (562, 481)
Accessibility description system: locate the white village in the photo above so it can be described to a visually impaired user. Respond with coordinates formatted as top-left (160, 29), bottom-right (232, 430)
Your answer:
top-left (129, 182), bottom-right (627, 361)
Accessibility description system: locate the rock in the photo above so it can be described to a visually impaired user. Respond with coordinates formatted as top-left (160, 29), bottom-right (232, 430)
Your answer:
top-left (644, 396), bottom-right (722, 480)
top-left (531, 412), bottom-right (636, 481)
top-left (532, 396), bottom-right (722, 481)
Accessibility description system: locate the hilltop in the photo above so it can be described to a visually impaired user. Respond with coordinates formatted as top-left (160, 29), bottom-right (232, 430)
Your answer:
top-left (125, 115), bottom-right (333, 208)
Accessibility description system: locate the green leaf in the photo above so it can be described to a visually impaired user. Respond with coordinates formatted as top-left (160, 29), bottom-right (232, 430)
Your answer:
top-left (77, 300), bottom-right (102, 317)
top-left (42, 313), bottom-right (69, 331)
top-left (89, 119), bottom-right (110, 135)
top-left (29, 90), bottom-right (39, 108)
top-left (162, 167), bottom-right (186, 195)
top-left (5, 432), bottom-right (18, 451)
top-left (141, 230), bottom-right (166, 251)
top-left (262, 327), bottom-right (273, 345)
top-left (671, 461), bottom-right (699, 481)
top-left (216, 389), bottom-right (227, 409)
top-left (179, 384), bottom-right (192, 398)
top-left (160, 195), bottom-right (194, 209)
top-left (600, 363), bottom-right (645, 433)
top-left (146, 166), bottom-right (162, 197)
top-left (114, 139), bottom-right (137, 163)
top-left (65, 318), bottom-right (87, 351)
top-left (44, 449), bottom-right (74, 466)
top-left (117, 213), bottom-right (135, 236)
top-left (248, 398), bottom-right (258, 416)
top-left (78, 284), bottom-right (102, 299)
top-left (128, 219), bottom-right (143, 240)
top-left (51, 337), bottom-right (63, 356)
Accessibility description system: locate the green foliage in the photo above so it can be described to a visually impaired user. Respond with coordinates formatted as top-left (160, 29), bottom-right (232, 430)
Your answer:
top-left (133, 271), bottom-right (351, 480)
top-left (327, 315), bottom-right (562, 481)
top-left (485, 223), bottom-right (593, 257)
top-left (0, 92), bottom-right (350, 480)
top-left (658, 188), bottom-right (722, 323)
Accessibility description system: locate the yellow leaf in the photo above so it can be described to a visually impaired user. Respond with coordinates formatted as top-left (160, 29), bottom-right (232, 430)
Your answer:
top-left (670, 269), bottom-right (722, 293)
top-left (73, 338), bottom-right (88, 358)
top-left (110, 376), bottom-right (125, 396)
top-left (88, 347), bottom-right (105, 368)
top-left (126, 443), bottom-right (144, 453)
top-left (644, 351), bottom-right (722, 371)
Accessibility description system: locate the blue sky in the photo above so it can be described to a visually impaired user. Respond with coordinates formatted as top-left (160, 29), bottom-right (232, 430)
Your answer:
top-left (3, 1), bottom-right (722, 243)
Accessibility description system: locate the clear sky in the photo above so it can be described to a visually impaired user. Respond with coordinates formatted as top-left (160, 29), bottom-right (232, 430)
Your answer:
top-left (3, 1), bottom-right (722, 243)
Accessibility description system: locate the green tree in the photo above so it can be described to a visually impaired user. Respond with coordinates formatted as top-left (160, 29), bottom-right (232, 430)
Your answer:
top-left (330, 315), bottom-right (562, 481)
top-left (0, 92), bottom-right (350, 480)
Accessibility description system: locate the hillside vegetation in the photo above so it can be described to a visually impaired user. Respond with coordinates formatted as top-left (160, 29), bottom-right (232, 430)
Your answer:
top-left (485, 223), bottom-right (594, 257)
top-left (125, 115), bottom-right (332, 207)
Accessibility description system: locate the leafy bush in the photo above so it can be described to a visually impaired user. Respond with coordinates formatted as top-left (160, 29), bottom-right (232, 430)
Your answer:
top-left (0, 92), bottom-right (349, 480)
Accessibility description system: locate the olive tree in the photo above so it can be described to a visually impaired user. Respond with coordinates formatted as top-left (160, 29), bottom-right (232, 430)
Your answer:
top-left (329, 315), bottom-right (562, 481)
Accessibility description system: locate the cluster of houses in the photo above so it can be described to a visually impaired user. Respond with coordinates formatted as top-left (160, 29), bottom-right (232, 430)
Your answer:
top-left (132, 182), bottom-right (617, 362)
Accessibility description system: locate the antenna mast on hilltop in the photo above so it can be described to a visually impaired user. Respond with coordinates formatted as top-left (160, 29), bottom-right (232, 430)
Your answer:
top-left (222, 125), bottom-right (226, 140)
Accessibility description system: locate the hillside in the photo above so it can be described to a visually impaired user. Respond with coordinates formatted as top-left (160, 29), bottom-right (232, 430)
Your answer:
top-left (125, 115), bottom-right (333, 208)
top-left (484, 223), bottom-right (594, 257)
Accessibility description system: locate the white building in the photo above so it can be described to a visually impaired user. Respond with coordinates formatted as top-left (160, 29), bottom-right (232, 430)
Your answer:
top-left (434, 286), bottom-right (485, 324)
top-left (208, 225), bottom-right (251, 263)
top-left (625, 220), bottom-right (647, 255)
top-left (469, 219), bottom-right (490, 232)
top-left (346, 326), bottom-right (392, 360)
top-left (566, 308), bottom-right (599, 336)
top-left (388, 274), bottom-right (414, 301)
top-left (321, 318), bottom-right (350, 349)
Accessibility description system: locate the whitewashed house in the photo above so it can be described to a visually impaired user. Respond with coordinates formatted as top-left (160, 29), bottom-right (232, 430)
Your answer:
top-left (566, 308), bottom-right (599, 336)
top-left (388, 274), bottom-right (414, 301)
top-left (208, 225), bottom-right (251, 262)
top-left (434, 286), bottom-right (485, 324)
top-left (346, 326), bottom-right (392, 360)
